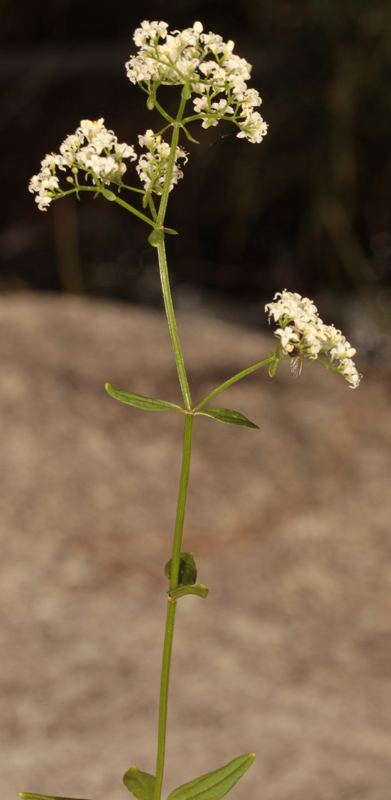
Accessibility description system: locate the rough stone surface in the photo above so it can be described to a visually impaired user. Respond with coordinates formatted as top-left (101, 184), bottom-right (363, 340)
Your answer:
top-left (1, 294), bottom-right (390, 800)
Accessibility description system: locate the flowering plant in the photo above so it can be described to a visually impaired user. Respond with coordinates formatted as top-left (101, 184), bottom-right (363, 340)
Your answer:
top-left (25, 19), bottom-right (361, 800)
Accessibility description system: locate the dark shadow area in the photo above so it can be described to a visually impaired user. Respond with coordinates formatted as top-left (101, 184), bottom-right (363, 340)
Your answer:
top-left (1, 0), bottom-right (391, 358)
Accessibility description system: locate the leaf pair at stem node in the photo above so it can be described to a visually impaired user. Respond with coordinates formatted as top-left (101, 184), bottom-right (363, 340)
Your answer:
top-left (105, 385), bottom-right (259, 429)
top-left (122, 752), bottom-right (255, 800)
top-left (165, 552), bottom-right (208, 601)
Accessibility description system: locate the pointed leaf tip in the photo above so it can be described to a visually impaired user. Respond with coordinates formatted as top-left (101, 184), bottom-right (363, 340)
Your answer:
top-left (166, 752), bottom-right (255, 800)
top-left (105, 384), bottom-right (183, 413)
top-left (20, 795), bottom-right (92, 800)
top-left (168, 583), bottom-right (209, 601)
top-left (196, 408), bottom-right (259, 429)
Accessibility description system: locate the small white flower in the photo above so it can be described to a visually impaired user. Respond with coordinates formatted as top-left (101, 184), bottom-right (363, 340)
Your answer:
top-left (265, 290), bottom-right (362, 388)
top-left (138, 129), bottom-right (156, 148)
top-left (193, 97), bottom-right (209, 113)
top-left (136, 132), bottom-right (188, 194)
top-left (29, 119), bottom-right (137, 210)
top-left (275, 326), bottom-right (299, 350)
top-left (133, 20), bottom-right (168, 47)
top-left (210, 99), bottom-right (234, 114)
top-left (125, 20), bottom-right (268, 144)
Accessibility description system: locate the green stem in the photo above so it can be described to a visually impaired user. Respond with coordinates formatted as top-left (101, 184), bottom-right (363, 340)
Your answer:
top-left (154, 413), bottom-right (194, 800)
top-left (113, 194), bottom-right (157, 228)
top-left (194, 355), bottom-right (275, 411)
top-left (157, 239), bottom-right (192, 410)
top-left (169, 414), bottom-right (194, 590)
top-left (154, 94), bottom-right (192, 410)
top-left (152, 96), bottom-right (196, 800)
top-left (156, 94), bottom-right (187, 228)
top-left (154, 599), bottom-right (177, 800)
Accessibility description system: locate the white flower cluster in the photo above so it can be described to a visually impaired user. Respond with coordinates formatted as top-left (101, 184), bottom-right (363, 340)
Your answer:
top-left (29, 119), bottom-right (137, 210)
top-left (137, 129), bottom-right (188, 193)
top-left (265, 290), bottom-right (362, 388)
top-left (125, 21), bottom-right (268, 144)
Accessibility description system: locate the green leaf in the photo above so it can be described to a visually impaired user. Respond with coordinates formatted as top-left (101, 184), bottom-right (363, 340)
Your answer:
top-left (168, 583), bottom-right (209, 601)
top-left (268, 358), bottom-right (279, 377)
top-left (20, 795), bottom-right (91, 800)
top-left (165, 552), bottom-right (197, 586)
top-left (166, 753), bottom-right (255, 800)
top-left (123, 766), bottom-right (155, 800)
top-left (196, 408), bottom-right (259, 429)
top-left (105, 384), bottom-right (183, 413)
top-left (101, 189), bottom-right (116, 201)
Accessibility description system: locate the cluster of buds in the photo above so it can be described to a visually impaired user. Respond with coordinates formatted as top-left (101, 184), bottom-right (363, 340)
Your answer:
top-left (125, 21), bottom-right (268, 143)
top-left (265, 290), bottom-right (362, 388)
top-left (28, 119), bottom-right (137, 210)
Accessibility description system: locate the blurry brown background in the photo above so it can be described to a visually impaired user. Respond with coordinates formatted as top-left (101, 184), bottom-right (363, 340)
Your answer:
top-left (1, 1), bottom-right (391, 799)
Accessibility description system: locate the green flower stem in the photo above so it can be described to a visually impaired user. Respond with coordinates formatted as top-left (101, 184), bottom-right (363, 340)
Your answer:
top-left (154, 96), bottom-right (192, 410)
top-left (154, 413), bottom-right (194, 800)
top-left (169, 414), bottom-right (194, 591)
top-left (194, 355), bottom-right (275, 411)
top-left (56, 185), bottom-right (157, 228)
top-left (152, 99), bottom-right (197, 800)
top-left (154, 598), bottom-right (177, 800)
top-left (157, 239), bottom-right (192, 410)
top-left (153, 97), bottom-right (176, 126)
top-left (112, 194), bottom-right (157, 228)
top-left (156, 94), bottom-right (187, 228)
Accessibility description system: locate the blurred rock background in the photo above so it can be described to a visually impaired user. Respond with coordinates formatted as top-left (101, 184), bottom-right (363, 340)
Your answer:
top-left (1, 294), bottom-right (390, 800)
top-left (1, 1), bottom-right (391, 799)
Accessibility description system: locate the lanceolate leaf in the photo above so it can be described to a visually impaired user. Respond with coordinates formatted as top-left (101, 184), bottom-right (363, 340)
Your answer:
top-left (166, 753), bottom-right (255, 800)
top-left (196, 408), bottom-right (259, 429)
top-left (123, 766), bottom-right (156, 800)
top-left (105, 384), bottom-right (184, 413)
top-left (20, 794), bottom-right (91, 800)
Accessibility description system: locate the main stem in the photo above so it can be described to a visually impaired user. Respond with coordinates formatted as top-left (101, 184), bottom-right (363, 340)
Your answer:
top-left (156, 93), bottom-right (191, 411)
top-left (157, 239), bottom-right (192, 410)
top-left (153, 414), bottom-right (194, 800)
top-left (153, 95), bottom-right (194, 800)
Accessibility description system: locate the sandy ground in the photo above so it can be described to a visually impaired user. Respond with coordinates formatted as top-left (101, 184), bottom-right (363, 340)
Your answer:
top-left (1, 293), bottom-right (390, 800)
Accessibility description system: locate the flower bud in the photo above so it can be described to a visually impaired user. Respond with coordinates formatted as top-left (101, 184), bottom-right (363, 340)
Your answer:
top-left (148, 228), bottom-right (165, 247)
top-left (193, 21), bottom-right (203, 33)
top-left (182, 84), bottom-right (192, 100)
